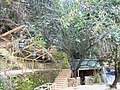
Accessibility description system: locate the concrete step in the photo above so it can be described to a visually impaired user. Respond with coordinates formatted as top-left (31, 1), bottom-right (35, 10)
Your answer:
top-left (56, 76), bottom-right (67, 78)
top-left (55, 79), bottom-right (66, 81)
top-left (55, 82), bottom-right (64, 84)
top-left (54, 69), bottom-right (71, 90)
top-left (59, 73), bottom-right (69, 75)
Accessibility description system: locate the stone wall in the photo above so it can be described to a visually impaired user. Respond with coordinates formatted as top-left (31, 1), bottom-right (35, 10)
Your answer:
top-left (68, 76), bottom-right (95, 87)
top-left (85, 76), bottom-right (94, 85)
top-left (68, 77), bottom-right (80, 87)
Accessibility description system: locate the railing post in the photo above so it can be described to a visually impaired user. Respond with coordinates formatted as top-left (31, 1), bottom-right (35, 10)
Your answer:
top-left (34, 83), bottom-right (57, 90)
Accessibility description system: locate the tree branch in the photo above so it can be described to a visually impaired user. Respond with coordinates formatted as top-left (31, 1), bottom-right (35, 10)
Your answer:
top-left (85, 33), bottom-right (107, 54)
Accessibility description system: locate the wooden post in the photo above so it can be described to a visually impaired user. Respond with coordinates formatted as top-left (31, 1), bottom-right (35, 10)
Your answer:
top-left (22, 59), bottom-right (24, 73)
top-left (35, 60), bottom-right (37, 69)
top-left (32, 59), bottom-right (34, 72)
top-left (36, 61), bottom-right (39, 69)
top-left (78, 69), bottom-right (79, 77)
top-left (25, 60), bottom-right (27, 72)
top-left (44, 61), bottom-right (46, 70)
top-left (4, 60), bottom-right (7, 76)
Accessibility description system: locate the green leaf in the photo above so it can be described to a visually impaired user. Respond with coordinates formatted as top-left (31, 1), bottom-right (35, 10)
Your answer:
top-left (6, 0), bottom-right (10, 5)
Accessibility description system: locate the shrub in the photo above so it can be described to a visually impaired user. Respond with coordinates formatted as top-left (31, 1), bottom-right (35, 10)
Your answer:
top-left (6, 70), bottom-right (59, 90)
top-left (0, 80), bottom-right (4, 90)
top-left (52, 51), bottom-right (69, 69)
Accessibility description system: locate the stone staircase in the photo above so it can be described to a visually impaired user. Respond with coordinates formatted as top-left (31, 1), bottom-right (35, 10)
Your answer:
top-left (54, 69), bottom-right (71, 90)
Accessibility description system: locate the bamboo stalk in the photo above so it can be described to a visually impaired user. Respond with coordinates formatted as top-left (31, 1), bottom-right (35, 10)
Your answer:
top-left (36, 47), bottom-right (55, 61)
top-left (34, 53), bottom-right (46, 60)
top-left (4, 60), bottom-right (7, 76)
top-left (23, 43), bottom-right (35, 49)
top-left (32, 59), bottom-right (34, 72)
top-left (24, 61), bottom-right (27, 72)
top-left (23, 48), bottom-right (43, 59)
top-left (37, 62), bottom-right (39, 69)
top-left (23, 49), bottom-right (31, 54)
top-left (1, 25), bottom-right (26, 37)
top-left (0, 36), bottom-right (10, 42)
top-left (22, 59), bottom-right (24, 73)
top-left (44, 61), bottom-right (46, 70)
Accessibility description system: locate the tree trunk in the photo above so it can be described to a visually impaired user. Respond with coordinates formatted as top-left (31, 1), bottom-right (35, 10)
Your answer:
top-left (111, 62), bottom-right (118, 88)
top-left (72, 55), bottom-right (85, 78)
top-left (72, 69), bottom-right (77, 78)
top-left (75, 55), bottom-right (85, 72)
top-left (111, 44), bottom-right (118, 88)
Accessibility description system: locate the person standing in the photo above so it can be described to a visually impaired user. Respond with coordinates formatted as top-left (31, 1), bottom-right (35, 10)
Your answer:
top-left (80, 72), bottom-right (85, 85)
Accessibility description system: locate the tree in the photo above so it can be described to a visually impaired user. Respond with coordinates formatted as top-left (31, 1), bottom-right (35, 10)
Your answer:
top-left (99, 28), bottom-right (120, 88)
top-left (54, 0), bottom-right (115, 77)
top-left (24, 0), bottom-right (120, 83)
top-left (24, 0), bottom-right (62, 48)
top-left (100, 33), bottom-right (120, 88)
top-left (96, 0), bottom-right (120, 88)
top-left (0, 0), bottom-right (29, 34)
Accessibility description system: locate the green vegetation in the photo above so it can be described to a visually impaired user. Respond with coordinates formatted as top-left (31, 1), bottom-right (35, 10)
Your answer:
top-left (53, 51), bottom-right (69, 69)
top-left (0, 80), bottom-right (4, 90)
top-left (5, 71), bottom-right (58, 90)
top-left (0, 0), bottom-right (120, 89)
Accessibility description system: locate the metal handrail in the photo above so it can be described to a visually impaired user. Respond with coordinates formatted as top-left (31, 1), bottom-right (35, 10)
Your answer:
top-left (34, 83), bottom-right (56, 90)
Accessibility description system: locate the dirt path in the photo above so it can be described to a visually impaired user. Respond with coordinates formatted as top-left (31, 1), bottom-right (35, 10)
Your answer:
top-left (63, 85), bottom-right (120, 90)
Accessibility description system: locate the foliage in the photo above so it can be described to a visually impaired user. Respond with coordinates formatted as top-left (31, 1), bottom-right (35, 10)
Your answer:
top-left (34, 34), bottom-right (46, 47)
top-left (0, 0), bottom-right (29, 36)
top-left (52, 51), bottom-right (69, 69)
top-left (0, 80), bottom-right (4, 90)
top-left (24, 0), bottom-right (61, 48)
top-left (39, 0), bottom-right (119, 79)
top-left (94, 72), bottom-right (103, 83)
top-left (0, 0), bottom-right (28, 21)
top-left (58, 0), bottom-right (119, 57)
top-left (6, 70), bottom-right (58, 90)
top-left (0, 0), bottom-right (120, 86)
